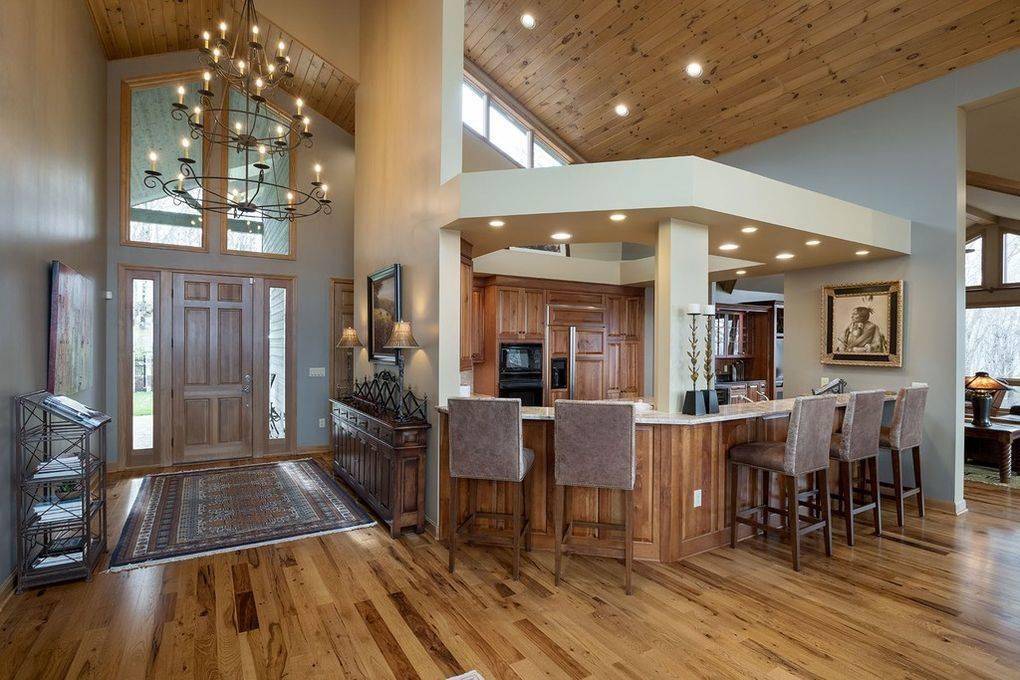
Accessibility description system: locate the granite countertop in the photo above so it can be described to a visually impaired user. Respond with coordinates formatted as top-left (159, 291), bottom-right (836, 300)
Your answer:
top-left (435, 392), bottom-right (896, 426)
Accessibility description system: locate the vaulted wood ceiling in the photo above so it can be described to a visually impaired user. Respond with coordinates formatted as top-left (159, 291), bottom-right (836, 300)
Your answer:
top-left (85, 0), bottom-right (357, 134)
top-left (464, 0), bottom-right (1020, 162)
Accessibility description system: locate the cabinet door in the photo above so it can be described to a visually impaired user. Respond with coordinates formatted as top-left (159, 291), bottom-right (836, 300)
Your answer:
top-left (471, 288), bottom-right (484, 363)
top-left (459, 259), bottom-right (473, 370)
top-left (574, 358), bottom-right (606, 400)
top-left (625, 296), bottom-right (643, 340)
top-left (606, 296), bottom-right (624, 338)
top-left (522, 290), bottom-right (545, 340)
top-left (496, 288), bottom-right (524, 339)
top-left (607, 343), bottom-right (622, 393)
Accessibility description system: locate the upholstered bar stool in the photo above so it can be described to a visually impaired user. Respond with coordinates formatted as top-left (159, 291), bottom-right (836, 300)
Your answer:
top-left (447, 398), bottom-right (534, 580)
top-left (829, 390), bottom-right (886, 546)
top-left (728, 395), bottom-right (837, 571)
top-left (880, 385), bottom-right (929, 526)
top-left (553, 400), bottom-right (637, 595)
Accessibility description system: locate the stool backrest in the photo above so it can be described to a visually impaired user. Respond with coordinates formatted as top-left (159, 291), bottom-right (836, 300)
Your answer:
top-left (448, 398), bottom-right (525, 481)
top-left (786, 394), bottom-right (838, 474)
top-left (554, 400), bottom-right (636, 490)
top-left (833, 390), bottom-right (885, 462)
top-left (887, 385), bottom-right (928, 450)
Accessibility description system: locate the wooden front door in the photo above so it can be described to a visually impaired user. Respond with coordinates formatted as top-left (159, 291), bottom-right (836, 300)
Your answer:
top-left (172, 273), bottom-right (254, 464)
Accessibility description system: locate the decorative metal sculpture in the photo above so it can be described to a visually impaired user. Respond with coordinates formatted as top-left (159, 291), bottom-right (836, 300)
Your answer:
top-left (347, 372), bottom-right (429, 423)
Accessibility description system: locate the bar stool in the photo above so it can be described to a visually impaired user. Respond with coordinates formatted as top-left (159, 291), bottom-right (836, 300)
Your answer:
top-left (880, 385), bottom-right (929, 526)
top-left (553, 400), bottom-right (637, 595)
top-left (447, 398), bottom-right (534, 580)
top-left (829, 390), bottom-right (886, 546)
top-left (728, 395), bottom-right (837, 571)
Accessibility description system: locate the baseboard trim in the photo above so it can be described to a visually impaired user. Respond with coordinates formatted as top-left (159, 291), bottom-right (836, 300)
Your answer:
top-left (925, 497), bottom-right (968, 516)
top-left (0, 573), bottom-right (14, 613)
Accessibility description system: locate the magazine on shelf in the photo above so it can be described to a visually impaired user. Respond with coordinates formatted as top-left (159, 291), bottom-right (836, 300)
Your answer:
top-left (41, 395), bottom-right (110, 429)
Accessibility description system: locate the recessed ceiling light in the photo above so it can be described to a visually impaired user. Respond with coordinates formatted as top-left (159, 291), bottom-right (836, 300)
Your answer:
top-left (551, 232), bottom-right (572, 241)
top-left (685, 62), bottom-right (704, 78)
top-left (735, 269), bottom-right (747, 276)
top-left (614, 103), bottom-right (630, 117)
top-left (740, 225), bottom-right (758, 234)
top-left (805, 239), bottom-right (821, 246)
top-left (856, 249), bottom-right (870, 256)
top-left (609, 213), bottom-right (627, 222)
top-left (488, 219), bottom-right (505, 228)
top-left (520, 13), bottom-right (536, 29)
top-left (718, 243), bottom-right (739, 251)
top-left (776, 252), bottom-right (795, 260)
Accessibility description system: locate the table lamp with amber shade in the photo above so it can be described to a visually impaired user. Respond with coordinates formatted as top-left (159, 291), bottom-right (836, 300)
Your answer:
top-left (335, 327), bottom-right (363, 349)
top-left (384, 320), bottom-right (420, 388)
top-left (966, 372), bottom-right (1010, 427)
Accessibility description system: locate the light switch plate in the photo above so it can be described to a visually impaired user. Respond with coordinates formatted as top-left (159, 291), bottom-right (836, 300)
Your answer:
top-left (820, 376), bottom-right (829, 387)
top-left (318, 418), bottom-right (326, 428)
top-left (693, 489), bottom-right (702, 508)
top-left (308, 367), bottom-right (326, 377)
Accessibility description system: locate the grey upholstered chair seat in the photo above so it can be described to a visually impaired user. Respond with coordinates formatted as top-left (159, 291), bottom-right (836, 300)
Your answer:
top-left (521, 447), bottom-right (535, 479)
top-left (882, 385), bottom-right (928, 450)
top-left (728, 441), bottom-right (788, 473)
top-left (448, 397), bottom-right (531, 482)
top-left (554, 400), bottom-right (637, 490)
top-left (830, 389), bottom-right (885, 462)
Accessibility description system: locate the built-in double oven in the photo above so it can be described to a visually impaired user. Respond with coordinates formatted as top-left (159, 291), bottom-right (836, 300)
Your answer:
top-left (498, 343), bottom-right (543, 406)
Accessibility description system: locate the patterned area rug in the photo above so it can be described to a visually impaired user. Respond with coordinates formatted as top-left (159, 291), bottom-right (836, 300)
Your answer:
top-left (110, 459), bottom-right (374, 570)
top-left (965, 463), bottom-right (1020, 489)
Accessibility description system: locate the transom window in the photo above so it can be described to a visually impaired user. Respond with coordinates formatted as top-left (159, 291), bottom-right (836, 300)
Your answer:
top-left (461, 75), bottom-right (570, 169)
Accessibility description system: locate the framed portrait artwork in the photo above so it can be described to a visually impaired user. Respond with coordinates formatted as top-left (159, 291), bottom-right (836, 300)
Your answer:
top-left (822, 280), bottom-right (903, 367)
top-left (367, 264), bottom-right (402, 364)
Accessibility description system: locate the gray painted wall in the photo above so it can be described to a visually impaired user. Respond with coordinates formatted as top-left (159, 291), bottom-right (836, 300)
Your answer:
top-left (718, 48), bottom-right (1020, 507)
top-left (104, 51), bottom-right (356, 464)
top-left (0, 1), bottom-right (108, 579)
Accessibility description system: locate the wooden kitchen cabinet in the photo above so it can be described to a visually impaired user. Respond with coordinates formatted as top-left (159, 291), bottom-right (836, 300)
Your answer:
top-left (471, 288), bottom-right (484, 363)
top-left (496, 287), bottom-right (544, 341)
top-left (608, 341), bottom-right (642, 399)
top-left (459, 255), bottom-right (473, 370)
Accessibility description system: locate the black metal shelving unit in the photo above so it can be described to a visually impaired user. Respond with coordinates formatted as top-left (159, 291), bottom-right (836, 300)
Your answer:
top-left (14, 391), bottom-right (109, 592)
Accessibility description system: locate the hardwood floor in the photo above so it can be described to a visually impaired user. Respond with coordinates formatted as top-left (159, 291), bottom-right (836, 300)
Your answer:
top-left (2, 465), bottom-right (1019, 679)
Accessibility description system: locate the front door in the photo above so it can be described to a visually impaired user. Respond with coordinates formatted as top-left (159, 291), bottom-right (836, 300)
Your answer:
top-left (172, 273), bottom-right (254, 464)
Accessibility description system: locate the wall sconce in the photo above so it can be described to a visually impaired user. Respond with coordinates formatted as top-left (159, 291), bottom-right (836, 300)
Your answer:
top-left (335, 326), bottom-right (363, 349)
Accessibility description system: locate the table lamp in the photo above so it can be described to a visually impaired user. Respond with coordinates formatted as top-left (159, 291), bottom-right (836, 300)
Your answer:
top-left (384, 320), bottom-right (420, 388)
top-left (965, 372), bottom-right (1010, 427)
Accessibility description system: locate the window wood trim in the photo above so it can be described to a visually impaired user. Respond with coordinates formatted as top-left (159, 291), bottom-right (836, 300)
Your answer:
top-left (120, 72), bottom-right (211, 253)
top-left (118, 268), bottom-right (163, 469)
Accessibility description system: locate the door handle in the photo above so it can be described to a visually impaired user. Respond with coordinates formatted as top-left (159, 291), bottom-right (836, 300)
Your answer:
top-left (241, 374), bottom-right (252, 394)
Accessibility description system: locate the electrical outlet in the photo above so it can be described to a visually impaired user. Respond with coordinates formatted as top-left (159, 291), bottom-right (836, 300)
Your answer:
top-left (820, 376), bottom-right (829, 387)
top-left (318, 418), bottom-right (326, 428)
top-left (693, 489), bottom-right (702, 508)
top-left (308, 367), bottom-right (326, 377)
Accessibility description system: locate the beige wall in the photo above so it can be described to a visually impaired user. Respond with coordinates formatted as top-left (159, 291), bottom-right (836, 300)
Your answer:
top-left (0, 1), bottom-right (108, 579)
top-left (355, 0), bottom-right (463, 524)
top-left (462, 129), bottom-right (517, 172)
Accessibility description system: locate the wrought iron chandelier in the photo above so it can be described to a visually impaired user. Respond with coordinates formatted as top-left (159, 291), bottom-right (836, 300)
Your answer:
top-left (143, 0), bottom-right (330, 222)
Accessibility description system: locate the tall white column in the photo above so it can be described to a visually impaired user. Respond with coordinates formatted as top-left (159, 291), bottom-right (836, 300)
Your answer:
top-left (654, 218), bottom-right (710, 413)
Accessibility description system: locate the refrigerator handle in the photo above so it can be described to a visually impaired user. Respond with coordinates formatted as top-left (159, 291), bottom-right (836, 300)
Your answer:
top-left (568, 326), bottom-right (577, 399)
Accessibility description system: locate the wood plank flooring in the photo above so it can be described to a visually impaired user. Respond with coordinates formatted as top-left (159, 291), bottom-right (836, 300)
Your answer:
top-left (2, 463), bottom-right (1019, 679)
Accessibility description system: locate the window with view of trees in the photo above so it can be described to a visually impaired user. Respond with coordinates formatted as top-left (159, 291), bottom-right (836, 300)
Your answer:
top-left (966, 306), bottom-right (1020, 408)
top-left (1005, 231), bottom-right (1020, 284)
top-left (965, 236), bottom-right (983, 287)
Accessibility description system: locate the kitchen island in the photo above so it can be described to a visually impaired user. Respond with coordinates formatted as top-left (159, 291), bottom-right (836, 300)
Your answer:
top-left (437, 394), bottom-right (894, 562)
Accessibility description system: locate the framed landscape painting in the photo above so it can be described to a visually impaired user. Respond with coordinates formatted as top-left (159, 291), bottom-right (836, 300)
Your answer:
top-left (367, 264), bottom-right (402, 364)
top-left (47, 261), bottom-right (95, 395)
top-left (822, 280), bottom-right (903, 367)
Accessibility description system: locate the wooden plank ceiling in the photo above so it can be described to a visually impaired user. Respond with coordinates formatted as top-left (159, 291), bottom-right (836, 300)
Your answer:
top-left (84, 0), bottom-right (357, 134)
top-left (465, 0), bottom-right (1020, 162)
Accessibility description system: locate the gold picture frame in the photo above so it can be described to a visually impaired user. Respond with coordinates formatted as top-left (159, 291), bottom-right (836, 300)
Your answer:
top-left (822, 280), bottom-right (903, 367)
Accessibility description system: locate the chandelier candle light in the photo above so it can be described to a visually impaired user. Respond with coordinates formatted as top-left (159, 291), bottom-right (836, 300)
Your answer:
top-left (144, 0), bottom-right (331, 222)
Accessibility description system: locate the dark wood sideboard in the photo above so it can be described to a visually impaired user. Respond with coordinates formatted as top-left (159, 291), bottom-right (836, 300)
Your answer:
top-left (329, 377), bottom-right (430, 537)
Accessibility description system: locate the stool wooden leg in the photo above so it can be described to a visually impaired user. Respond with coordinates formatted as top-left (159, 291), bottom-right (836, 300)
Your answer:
top-left (729, 462), bottom-right (739, 549)
top-left (761, 469), bottom-right (771, 536)
top-left (448, 478), bottom-right (459, 573)
top-left (839, 460), bottom-right (855, 546)
top-left (554, 484), bottom-right (565, 586)
top-left (512, 480), bottom-right (522, 581)
top-left (624, 489), bottom-right (634, 595)
top-left (913, 446), bottom-right (925, 517)
top-left (786, 475), bottom-right (800, 571)
top-left (868, 456), bottom-right (882, 537)
top-left (524, 472), bottom-right (533, 552)
top-left (891, 448), bottom-right (905, 526)
top-left (819, 467), bottom-right (833, 557)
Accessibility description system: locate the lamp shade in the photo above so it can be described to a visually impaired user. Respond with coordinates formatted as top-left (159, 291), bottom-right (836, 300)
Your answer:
top-left (335, 327), bottom-right (363, 349)
top-left (965, 371), bottom-right (1010, 393)
top-left (384, 320), bottom-right (419, 349)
